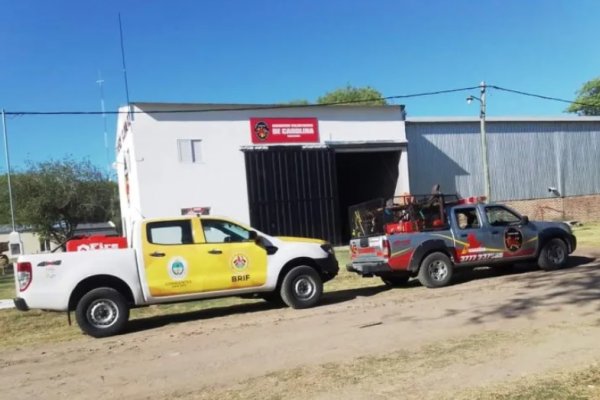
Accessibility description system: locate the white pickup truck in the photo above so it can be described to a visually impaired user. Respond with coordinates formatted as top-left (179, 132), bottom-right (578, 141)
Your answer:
top-left (13, 216), bottom-right (339, 337)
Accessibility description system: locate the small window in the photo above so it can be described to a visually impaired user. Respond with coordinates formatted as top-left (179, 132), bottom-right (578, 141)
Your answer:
top-left (202, 220), bottom-right (252, 243)
top-left (147, 220), bottom-right (193, 245)
top-left (454, 208), bottom-right (481, 230)
top-left (485, 206), bottom-right (521, 226)
top-left (178, 139), bottom-right (203, 163)
top-left (39, 239), bottom-right (52, 252)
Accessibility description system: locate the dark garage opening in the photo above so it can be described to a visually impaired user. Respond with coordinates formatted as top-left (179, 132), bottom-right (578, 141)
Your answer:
top-left (244, 146), bottom-right (404, 245)
top-left (335, 150), bottom-right (402, 243)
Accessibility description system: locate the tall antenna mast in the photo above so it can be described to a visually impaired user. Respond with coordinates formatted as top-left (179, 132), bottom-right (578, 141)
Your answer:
top-left (118, 13), bottom-right (133, 120)
top-left (96, 70), bottom-right (110, 172)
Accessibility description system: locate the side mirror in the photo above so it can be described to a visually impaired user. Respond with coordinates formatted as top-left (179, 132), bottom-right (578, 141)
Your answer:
top-left (521, 215), bottom-right (529, 225)
top-left (248, 231), bottom-right (258, 241)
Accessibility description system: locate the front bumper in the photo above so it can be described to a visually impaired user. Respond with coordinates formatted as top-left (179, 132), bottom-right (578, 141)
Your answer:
top-left (346, 262), bottom-right (392, 276)
top-left (315, 253), bottom-right (339, 283)
top-left (13, 297), bottom-right (29, 311)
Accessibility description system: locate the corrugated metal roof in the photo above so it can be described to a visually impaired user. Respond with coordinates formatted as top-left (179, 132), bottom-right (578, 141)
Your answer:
top-left (129, 102), bottom-right (403, 111)
top-left (407, 116), bottom-right (600, 123)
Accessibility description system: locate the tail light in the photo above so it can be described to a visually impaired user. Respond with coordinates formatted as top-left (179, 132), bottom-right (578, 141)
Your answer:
top-left (17, 262), bottom-right (32, 292)
top-left (383, 238), bottom-right (391, 260)
top-left (350, 244), bottom-right (358, 259)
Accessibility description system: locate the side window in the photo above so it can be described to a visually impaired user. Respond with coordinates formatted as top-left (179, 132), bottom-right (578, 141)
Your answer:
top-left (202, 220), bottom-right (252, 243)
top-left (203, 227), bottom-right (229, 243)
top-left (454, 208), bottom-right (481, 230)
top-left (485, 206), bottom-right (521, 226)
top-left (147, 220), bottom-right (193, 245)
top-left (178, 139), bottom-right (203, 163)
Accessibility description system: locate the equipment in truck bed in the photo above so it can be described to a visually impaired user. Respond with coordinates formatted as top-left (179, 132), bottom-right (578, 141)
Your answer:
top-left (349, 188), bottom-right (460, 239)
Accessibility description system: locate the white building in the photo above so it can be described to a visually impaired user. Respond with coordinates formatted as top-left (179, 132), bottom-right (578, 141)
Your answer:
top-left (115, 103), bottom-right (409, 244)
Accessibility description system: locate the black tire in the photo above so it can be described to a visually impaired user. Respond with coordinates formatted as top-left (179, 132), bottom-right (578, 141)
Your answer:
top-left (537, 238), bottom-right (568, 271)
top-left (260, 291), bottom-right (285, 306)
top-left (417, 252), bottom-right (454, 288)
top-left (280, 266), bottom-right (323, 309)
top-left (75, 287), bottom-right (130, 338)
top-left (381, 275), bottom-right (410, 287)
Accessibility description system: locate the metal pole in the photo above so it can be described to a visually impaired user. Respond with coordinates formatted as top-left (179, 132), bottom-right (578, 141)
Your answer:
top-left (118, 13), bottom-right (134, 121)
top-left (1, 109), bottom-right (16, 231)
top-left (96, 71), bottom-right (110, 172)
top-left (479, 81), bottom-right (491, 201)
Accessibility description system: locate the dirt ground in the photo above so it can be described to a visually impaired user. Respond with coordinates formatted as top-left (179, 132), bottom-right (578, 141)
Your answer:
top-left (2, 249), bottom-right (600, 400)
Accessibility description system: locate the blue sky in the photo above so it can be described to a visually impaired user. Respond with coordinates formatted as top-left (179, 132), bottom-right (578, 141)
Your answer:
top-left (0, 0), bottom-right (599, 170)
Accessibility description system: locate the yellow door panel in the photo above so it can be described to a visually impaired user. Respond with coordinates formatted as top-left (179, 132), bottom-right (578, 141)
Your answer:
top-left (200, 242), bottom-right (268, 292)
top-left (142, 219), bottom-right (208, 297)
top-left (143, 244), bottom-right (207, 297)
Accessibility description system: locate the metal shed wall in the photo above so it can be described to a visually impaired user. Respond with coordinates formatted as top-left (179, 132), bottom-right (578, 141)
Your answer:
top-left (406, 121), bottom-right (600, 201)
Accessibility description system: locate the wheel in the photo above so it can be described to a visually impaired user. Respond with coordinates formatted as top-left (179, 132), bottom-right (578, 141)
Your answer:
top-left (537, 238), bottom-right (568, 271)
top-left (260, 291), bottom-right (285, 306)
top-left (380, 275), bottom-right (410, 287)
top-left (417, 252), bottom-right (454, 288)
top-left (280, 266), bottom-right (323, 309)
top-left (75, 287), bottom-right (130, 338)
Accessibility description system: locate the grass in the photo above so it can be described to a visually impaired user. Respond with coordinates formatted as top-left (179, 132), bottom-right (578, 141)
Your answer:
top-left (0, 272), bottom-right (16, 300)
top-left (573, 222), bottom-right (600, 249)
top-left (324, 246), bottom-right (381, 292)
top-left (457, 363), bottom-right (600, 400)
top-left (0, 247), bottom-right (379, 350)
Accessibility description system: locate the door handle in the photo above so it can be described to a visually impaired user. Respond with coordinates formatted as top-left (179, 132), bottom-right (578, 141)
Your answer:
top-left (460, 234), bottom-right (468, 238)
top-left (491, 230), bottom-right (500, 235)
top-left (150, 251), bottom-right (165, 257)
top-left (208, 249), bottom-right (223, 255)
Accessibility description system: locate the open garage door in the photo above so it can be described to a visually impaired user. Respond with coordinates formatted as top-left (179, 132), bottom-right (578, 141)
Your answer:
top-left (334, 144), bottom-right (404, 243)
top-left (243, 146), bottom-right (341, 244)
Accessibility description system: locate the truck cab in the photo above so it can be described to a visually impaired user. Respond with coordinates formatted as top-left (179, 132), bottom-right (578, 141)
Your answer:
top-left (347, 193), bottom-right (576, 288)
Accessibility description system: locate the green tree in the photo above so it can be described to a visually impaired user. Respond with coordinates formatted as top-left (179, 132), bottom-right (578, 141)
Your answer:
top-left (282, 99), bottom-right (310, 105)
top-left (0, 158), bottom-right (119, 245)
top-left (566, 76), bottom-right (600, 115)
top-left (317, 85), bottom-right (387, 105)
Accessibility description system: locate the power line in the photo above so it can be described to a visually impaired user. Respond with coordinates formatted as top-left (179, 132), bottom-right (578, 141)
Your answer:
top-left (4, 84), bottom-right (600, 116)
top-left (3, 86), bottom-right (480, 116)
top-left (490, 85), bottom-right (600, 110)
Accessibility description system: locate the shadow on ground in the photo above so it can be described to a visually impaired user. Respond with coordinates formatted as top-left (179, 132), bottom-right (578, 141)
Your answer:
top-left (453, 255), bottom-right (595, 285)
top-left (124, 285), bottom-right (391, 335)
top-left (459, 255), bottom-right (600, 324)
top-left (124, 255), bottom-right (598, 335)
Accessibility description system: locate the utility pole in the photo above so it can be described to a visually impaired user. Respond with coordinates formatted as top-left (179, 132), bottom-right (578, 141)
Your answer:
top-left (479, 81), bottom-right (490, 201)
top-left (467, 82), bottom-right (491, 201)
top-left (1, 109), bottom-right (23, 256)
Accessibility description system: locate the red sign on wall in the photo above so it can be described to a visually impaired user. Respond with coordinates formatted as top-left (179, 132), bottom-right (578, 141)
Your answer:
top-left (66, 236), bottom-right (128, 252)
top-left (250, 118), bottom-right (320, 144)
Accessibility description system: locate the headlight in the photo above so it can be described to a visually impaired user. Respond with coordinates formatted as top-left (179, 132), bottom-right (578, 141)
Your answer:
top-left (320, 244), bottom-right (335, 255)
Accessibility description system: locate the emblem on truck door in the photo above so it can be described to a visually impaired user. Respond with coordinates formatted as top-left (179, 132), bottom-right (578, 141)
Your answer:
top-left (168, 257), bottom-right (188, 280)
top-left (504, 228), bottom-right (523, 252)
top-left (231, 254), bottom-right (249, 271)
